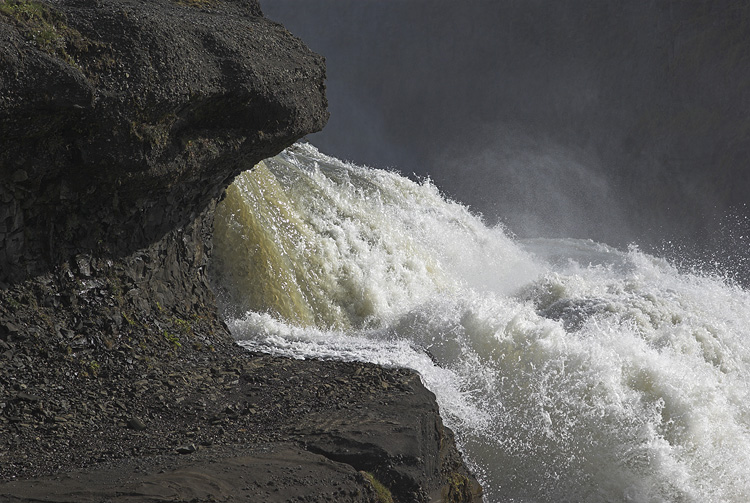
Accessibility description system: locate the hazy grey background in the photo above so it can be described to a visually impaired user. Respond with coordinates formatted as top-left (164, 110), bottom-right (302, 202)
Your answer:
top-left (262, 0), bottom-right (750, 281)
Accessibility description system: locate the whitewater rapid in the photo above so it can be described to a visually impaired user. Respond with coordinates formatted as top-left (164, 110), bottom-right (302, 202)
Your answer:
top-left (211, 143), bottom-right (750, 503)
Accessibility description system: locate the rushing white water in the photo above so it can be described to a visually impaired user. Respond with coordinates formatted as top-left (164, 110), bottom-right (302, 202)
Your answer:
top-left (211, 143), bottom-right (750, 503)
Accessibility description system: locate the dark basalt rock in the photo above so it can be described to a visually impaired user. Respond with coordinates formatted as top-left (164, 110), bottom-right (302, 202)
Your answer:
top-left (0, 355), bottom-right (482, 502)
top-left (298, 371), bottom-right (483, 503)
top-left (0, 1), bottom-right (482, 501)
top-left (0, 0), bottom-right (328, 282)
top-left (0, 444), bottom-right (383, 503)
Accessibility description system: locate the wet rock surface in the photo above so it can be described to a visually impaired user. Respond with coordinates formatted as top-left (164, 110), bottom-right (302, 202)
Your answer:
top-left (0, 339), bottom-right (481, 502)
top-left (1, 443), bottom-right (381, 503)
top-left (0, 238), bottom-right (481, 502)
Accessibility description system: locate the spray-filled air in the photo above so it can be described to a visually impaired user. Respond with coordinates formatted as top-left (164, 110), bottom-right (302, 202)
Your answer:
top-left (211, 143), bottom-right (750, 503)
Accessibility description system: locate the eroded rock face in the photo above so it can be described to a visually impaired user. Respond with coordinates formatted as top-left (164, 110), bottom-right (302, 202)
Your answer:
top-left (0, 0), bottom-right (328, 282)
top-left (0, 2), bottom-right (482, 501)
top-left (0, 2), bottom-right (328, 447)
top-left (0, 0), bottom-right (329, 486)
top-left (0, 355), bottom-right (483, 503)
top-left (297, 370), bottom-right (484, 502)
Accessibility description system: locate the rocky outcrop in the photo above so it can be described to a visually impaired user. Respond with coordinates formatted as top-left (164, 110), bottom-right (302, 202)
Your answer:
top-left (0, 354), bottom-right (481, 502)
top-left (1, 443), bottom-right (384, 503)
top-left (0, 1), bottom-right (481, 501)
top-left (1, 0), bottom-right (327, 283)
top-left (0, 0), bottom-right (329, 342)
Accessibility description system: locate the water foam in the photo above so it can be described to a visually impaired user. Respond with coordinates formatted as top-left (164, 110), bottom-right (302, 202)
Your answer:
top-left (213, 143), bottom-right (750, 502)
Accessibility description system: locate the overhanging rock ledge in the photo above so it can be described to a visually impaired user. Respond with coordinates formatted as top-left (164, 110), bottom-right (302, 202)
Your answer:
top-left (0, 1), bottom-right (482, 501)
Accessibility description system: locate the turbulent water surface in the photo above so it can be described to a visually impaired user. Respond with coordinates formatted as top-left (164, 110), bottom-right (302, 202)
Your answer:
top-left (211, 143), bottom-right (750, 503)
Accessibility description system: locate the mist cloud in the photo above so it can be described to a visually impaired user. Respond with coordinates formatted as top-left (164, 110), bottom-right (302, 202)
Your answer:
top-left (263, 0), bottom-right (750, 279)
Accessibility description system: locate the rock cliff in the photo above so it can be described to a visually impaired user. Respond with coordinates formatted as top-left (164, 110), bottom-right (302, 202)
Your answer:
top-left (1, 0), bottom-right (326, 282)
top-left (0, 1), bottom-right (481, 501)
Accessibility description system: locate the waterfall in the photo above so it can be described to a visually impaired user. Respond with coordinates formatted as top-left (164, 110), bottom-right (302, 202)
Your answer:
top-left (212, 143), bottom-right (750, 503)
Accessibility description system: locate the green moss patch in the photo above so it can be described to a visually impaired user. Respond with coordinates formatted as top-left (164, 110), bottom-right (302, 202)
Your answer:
top-left (442, 472), bottom-right (479, 503)
top-left (0, 0), bottom-right (86, 62)
top-left (360, 472), bottom-right (393, 503)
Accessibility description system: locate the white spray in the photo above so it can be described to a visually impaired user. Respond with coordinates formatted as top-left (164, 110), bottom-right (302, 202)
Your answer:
top-left (213, 143), bottom-right (750, 503)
